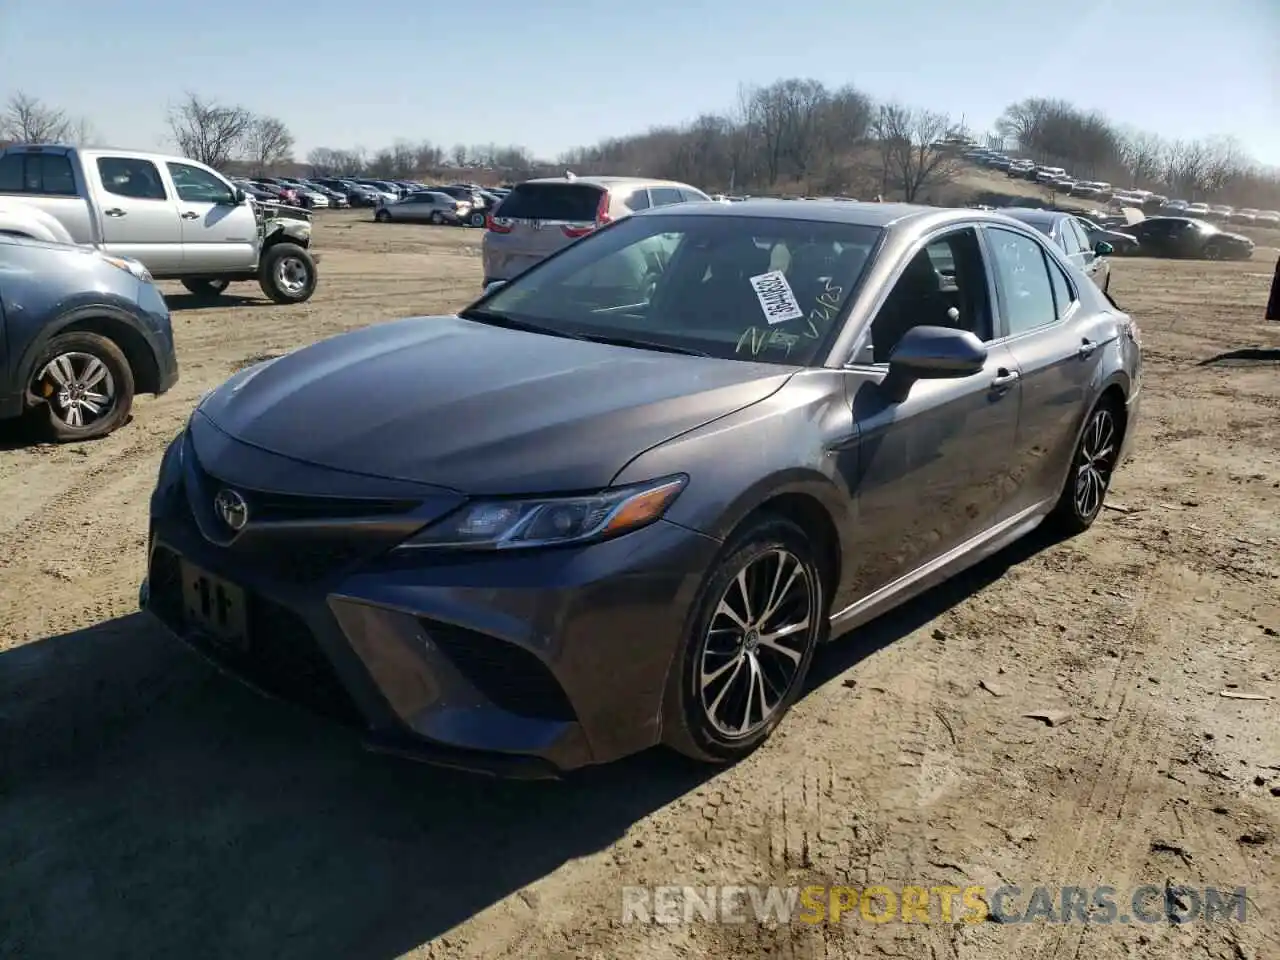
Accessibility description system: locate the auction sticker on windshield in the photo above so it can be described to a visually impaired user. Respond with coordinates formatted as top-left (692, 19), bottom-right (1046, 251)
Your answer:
top-left (749, 270), bottom-right (805, 324)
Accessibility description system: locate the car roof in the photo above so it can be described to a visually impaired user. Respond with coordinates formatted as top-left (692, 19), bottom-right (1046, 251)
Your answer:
top-left (519, 176), bottom-right (695, 189)
top-left (998, 207), bottom-right (1067, 226)
top-left (631, 198), bottom-right (1031, 232)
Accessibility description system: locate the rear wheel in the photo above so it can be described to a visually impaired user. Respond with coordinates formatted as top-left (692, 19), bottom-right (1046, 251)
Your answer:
top-left (663, 516), bottom-right (825, 764)
top-left (29, 331), bottom-right (134, 441)
top-left (180, 278), bottom-right (231, 298)
top-left (1049, 399), bottom-right (1123, 534)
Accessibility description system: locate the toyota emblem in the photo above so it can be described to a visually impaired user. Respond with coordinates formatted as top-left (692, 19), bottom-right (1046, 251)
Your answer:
top-left (214, 488), bottom-right (249, 531)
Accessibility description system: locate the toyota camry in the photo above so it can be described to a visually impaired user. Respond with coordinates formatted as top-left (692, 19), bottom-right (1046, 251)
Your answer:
top-left (141, 200), bottom-right (1141, 777)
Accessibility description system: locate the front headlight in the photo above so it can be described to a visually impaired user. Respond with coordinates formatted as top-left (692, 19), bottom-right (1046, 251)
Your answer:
top-left (397, 475), bottom-right (687, 551)
top-left (99, 253), bottom-right (152, 283)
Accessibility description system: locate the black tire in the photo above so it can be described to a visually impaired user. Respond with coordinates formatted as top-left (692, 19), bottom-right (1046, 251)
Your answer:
top-left (180, 278), bottom-right (231, 298)
top-left (375, 209), bottom-right (391, 223)
top-left (430, 211), bottom-right (444, 225)
top-left (258, 242), bottom-right (317, 304)
top-left (1048, 397), bottom-right (1124, 535)
top-left (469, 211), bottom-right (485, 227)
top-left (662, 515), bottom-right (826, 764)
top-left (28, 330), bottom-right (135, 442)
top-left (1202, 243), bottom-right (1222, 260)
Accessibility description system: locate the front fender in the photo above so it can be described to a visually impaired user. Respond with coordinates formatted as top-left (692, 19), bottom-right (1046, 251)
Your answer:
top-left (15, 300), bottom-right (149, 395)
top-left (611, 370), bottom-right (857, 559)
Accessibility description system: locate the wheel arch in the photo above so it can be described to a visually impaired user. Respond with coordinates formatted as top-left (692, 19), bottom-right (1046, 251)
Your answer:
top-left (690, 468), bottom-right (848, 607)
top-left (17, 305), bottom-right (162, 401)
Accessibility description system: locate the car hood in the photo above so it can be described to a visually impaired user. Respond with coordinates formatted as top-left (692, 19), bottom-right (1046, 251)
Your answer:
top-left (196, 315), bottom-right (793, 494)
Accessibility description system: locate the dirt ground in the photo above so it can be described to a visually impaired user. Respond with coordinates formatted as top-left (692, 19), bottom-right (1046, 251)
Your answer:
top-left (1, 210), bottom-right (1277, 960)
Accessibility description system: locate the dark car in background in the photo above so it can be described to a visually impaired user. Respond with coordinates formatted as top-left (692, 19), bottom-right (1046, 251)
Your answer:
top-left (998, 207), bottom-right (1115, 294)
top-left (0, 235), bottom-right (178, 441)
top-left (313, 178), bottom-right (380, 207)
top-left (140, 200), bottom-right (1139, 777)
top-left (1122, 217), bottom-right (1254, 260)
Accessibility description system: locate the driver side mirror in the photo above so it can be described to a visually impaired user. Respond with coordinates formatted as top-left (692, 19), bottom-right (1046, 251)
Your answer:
top-left (484, 280), bottom-right (507, 295)
top-left (880, 325), bottom-right (988, 402)
top-left (223, 187), bottom-right (246, 205)
top-left (1093, 240), bottom-right (1113, 256)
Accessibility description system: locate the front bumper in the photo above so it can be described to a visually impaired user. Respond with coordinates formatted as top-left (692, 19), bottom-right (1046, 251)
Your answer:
top-left (140, 422), bottom-right (720, 776)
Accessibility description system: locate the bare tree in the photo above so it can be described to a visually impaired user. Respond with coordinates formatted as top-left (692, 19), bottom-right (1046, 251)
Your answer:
top-left (242, 115), bottom-right (294, 174)
top-left (167, 93), bottom-right (253, 169)
top-left (871, 104), bottom-right (957, 202)
top-left (1164, 139), bottom-right (1213, 198)
top-left (451, 144), bottom-right (468, 167)
top-left (1116, 128), bottom-right (1166, 186)
top-left (2, 92), bottom-right (73, 143)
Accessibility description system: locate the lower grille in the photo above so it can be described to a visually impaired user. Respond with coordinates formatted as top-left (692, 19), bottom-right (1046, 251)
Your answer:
top-left (148, 546), bottom-right (365, 727)
top-left (421, 619), bottom-right (576, 722)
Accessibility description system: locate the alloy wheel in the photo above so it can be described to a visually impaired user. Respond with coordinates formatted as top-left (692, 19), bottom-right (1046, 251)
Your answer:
top-left (37, 352), bottom-right (117, 429)
top-left (274, 257), bottom-right (310, 295)
top-left (699, 548), bottom-right (814, 739)
top-left (1074, 407), bottom-right (1117, 520)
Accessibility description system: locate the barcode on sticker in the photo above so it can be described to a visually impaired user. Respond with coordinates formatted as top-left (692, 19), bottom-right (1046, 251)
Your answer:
top-left (749, 270), bottom-right (805, 325)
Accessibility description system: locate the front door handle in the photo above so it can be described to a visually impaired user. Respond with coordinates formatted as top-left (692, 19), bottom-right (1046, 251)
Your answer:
top-left (103, 208), bottom-right (126, 217)
top-left (990, 369), bottom-right (1020, 390)
top-left (1078, 338), bottom-right (1098, 358)
top-left (180, 211), bottom-right (200, 220)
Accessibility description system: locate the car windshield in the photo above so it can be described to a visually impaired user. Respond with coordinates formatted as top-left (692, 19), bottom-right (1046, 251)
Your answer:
top-left (472, 213), bottom-right (882, 366)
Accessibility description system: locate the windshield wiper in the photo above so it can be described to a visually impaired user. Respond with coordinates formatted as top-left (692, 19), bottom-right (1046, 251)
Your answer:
top-left (575, 333), bottom-right (710, 357)
top-left (458, 307), bottom-right (586, 340)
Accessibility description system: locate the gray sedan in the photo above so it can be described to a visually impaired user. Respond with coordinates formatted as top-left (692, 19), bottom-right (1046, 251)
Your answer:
top-left (140, 201), bottom-right (1141, 777)
top-left (374, 191), bottom-right (469, 225)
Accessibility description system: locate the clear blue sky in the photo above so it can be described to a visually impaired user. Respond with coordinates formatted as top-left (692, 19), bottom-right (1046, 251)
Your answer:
top-left (2, 0), bottom-right (1277, 165)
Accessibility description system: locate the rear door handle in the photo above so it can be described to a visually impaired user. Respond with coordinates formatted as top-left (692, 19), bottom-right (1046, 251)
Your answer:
top-left (1078, 338), bottom-right (1098, 358)
top-left (990, 369), bottom-right (1020, 390)
top-left (103, 208), bottom-right (126, 217)
top-left (180, 211), bottom-right (200, 220)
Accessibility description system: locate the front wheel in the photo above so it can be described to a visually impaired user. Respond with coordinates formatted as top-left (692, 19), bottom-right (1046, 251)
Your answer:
top-left (374, 209), bottom-right (391, 223)
top-left (662, 516), bottom-right (825, 764)
top-left (469, 211), bottom-right (485, 227)
top-left (181, 278), bottom-right (231, 298)
top-left (29, 331), bottom-right (135, 441)
top-left (430, 211), bottom-right (444, 225)
top-left (1049, 400), bottom-right (1123, 535)
top-left (258, 242), bottom-right (317, 304)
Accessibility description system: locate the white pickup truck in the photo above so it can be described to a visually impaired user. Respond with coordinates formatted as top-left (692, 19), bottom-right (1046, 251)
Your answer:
top-left (0, 144), bottom-right (318, 303)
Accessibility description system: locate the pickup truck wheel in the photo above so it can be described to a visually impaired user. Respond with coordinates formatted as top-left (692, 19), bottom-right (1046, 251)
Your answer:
top-left (30, 331), bottom-right (135, 442)
top-left (181, 279), bottom-right (231, 298)
top-left (259, 242), bottom-right (317, 304)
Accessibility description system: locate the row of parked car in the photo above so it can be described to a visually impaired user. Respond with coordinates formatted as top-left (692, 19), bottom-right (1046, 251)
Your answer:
top-left (956, 144), bottom-right (1280, 227)
top-left (228, 174), bottom-right (513, 228)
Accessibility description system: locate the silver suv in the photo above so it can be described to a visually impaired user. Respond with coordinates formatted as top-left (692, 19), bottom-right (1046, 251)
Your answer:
top-left (481, 175), bottom-right (709, 287)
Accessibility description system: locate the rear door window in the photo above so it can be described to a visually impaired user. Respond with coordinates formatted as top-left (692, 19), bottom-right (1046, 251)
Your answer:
top-left (97, 157), bottom-right (168, 200)
top-left (679, 188), bottom-right (710, 203)
top-left (650, 187), bottom-right (684, 207)
top-left (496, 183), bottom-right (604, 221)
top-left (0, 152), bottom-right (77, 195)
top-left (626, 188), bottom-right (651, 211)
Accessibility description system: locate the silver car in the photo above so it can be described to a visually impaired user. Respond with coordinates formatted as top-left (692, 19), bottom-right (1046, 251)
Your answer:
top-left (374, 191), bottom-right (469, 225)
top-left (481, 175), bottom-right (710, 287)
